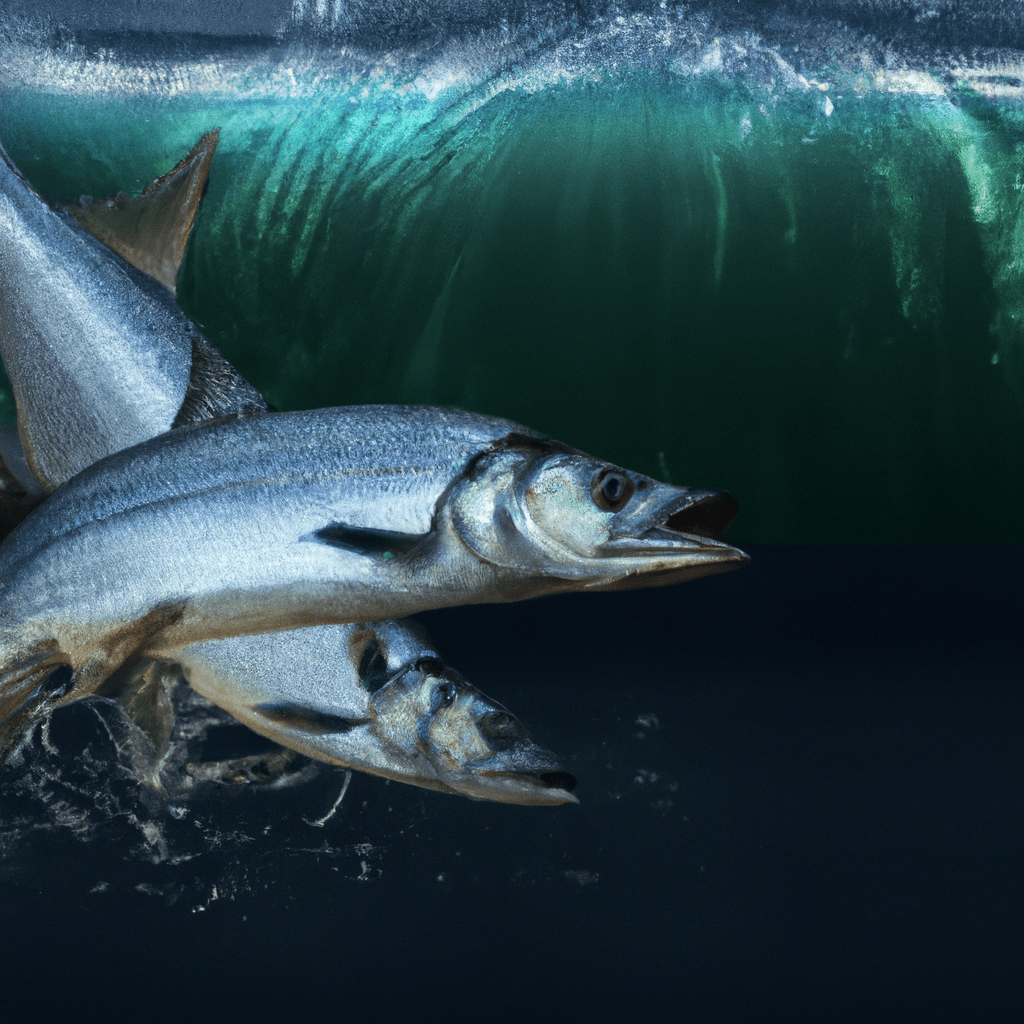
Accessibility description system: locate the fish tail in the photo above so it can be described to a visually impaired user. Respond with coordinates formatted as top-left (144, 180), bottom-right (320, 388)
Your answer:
top-left (0, 634), bottom-right (68, 762)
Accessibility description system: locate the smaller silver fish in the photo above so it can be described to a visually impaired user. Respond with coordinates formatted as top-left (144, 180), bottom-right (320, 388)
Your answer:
top-left (176, 622), bottom-right (577, 805)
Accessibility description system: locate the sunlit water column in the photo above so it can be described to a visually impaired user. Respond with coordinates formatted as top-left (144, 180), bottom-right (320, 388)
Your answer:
top-left (1, 8), bottom-right (1022, 542)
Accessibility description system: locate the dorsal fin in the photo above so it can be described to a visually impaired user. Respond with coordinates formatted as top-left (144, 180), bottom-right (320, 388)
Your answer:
top-left (66, 129), bottom-right (219, 294)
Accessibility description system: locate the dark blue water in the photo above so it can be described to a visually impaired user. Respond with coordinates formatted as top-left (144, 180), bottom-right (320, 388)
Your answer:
top-left (2, 545), bottom-right (1021, 1019)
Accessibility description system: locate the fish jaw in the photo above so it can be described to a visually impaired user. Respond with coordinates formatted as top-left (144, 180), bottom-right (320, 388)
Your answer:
top-left (444, 441), bottom-right (749, 591)
top-left (589, 484), bottom-right (750, 589)
top-left (447, 755), bottom-right (579, 806)
top-left (428, 700), bottom-right (579, 806)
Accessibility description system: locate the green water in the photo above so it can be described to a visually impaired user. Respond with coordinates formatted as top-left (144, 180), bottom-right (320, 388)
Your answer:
top-left (2, 34), bottom-right (1023, 543)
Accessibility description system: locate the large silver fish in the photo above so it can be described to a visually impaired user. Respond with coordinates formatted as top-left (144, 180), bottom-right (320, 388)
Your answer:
top-left (0, 138), bottom-right (577, 805)
top-left (0, 403), bottom-right (744, 704)
top-left (0, 403), bottom-right (741, 700)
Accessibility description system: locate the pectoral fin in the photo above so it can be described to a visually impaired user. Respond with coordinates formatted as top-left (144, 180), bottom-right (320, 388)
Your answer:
top-left (255, 703), bottom-right (371, 735)
top-left (312, 523), bottom-right (426, 559)
top-left (66, 130), bottom-right (219, 294)
top-left (106, 659), bottom-right (179, 761)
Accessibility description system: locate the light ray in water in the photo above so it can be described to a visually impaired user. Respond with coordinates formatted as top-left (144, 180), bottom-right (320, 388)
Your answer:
top-left (1, 6), bottom-right (1023, 546)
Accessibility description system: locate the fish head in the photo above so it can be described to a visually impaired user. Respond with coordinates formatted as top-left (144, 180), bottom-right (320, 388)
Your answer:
top-left (368, 657), bottom-right (578, 806)
top-left (446, 435), bottom-right (749, 590)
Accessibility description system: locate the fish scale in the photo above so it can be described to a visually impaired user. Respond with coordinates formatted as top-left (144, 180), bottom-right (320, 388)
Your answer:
top-left (0, 404), bottom-right (520, 571)
top-left (0, 148), bottom-right (195, 490)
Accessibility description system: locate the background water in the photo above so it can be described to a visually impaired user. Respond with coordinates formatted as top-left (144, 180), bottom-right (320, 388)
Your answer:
top-left (1, 3), bottom-right (1022, 1019)
top-left (2, 545), bottom-right (1021, 1018)
top-left (2, 1), bottom-right (1023, 542)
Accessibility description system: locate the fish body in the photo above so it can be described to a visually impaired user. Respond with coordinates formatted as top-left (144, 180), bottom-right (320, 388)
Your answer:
top-left (0, 144), bottom-right (192, 489)
top-left (0, 403), bottom-right (745, 701)
top-left (177, 622), bottom-right (576, 805)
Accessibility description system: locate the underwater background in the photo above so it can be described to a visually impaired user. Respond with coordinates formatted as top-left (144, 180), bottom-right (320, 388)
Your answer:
top-left (1, 2), bottom-right (1022, 1020)
top-left (3, 0), bottom-right (1024, 543)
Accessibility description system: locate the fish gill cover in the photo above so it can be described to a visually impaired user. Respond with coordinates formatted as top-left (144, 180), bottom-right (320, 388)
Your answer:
top-left (1, 0), bottom-right (1023, 544)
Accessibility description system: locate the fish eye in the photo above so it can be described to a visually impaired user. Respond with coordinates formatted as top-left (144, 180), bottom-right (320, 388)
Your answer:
top-left (429, 680), bottom-right (457, 714)
top-left (591, 469), bottom-right (635, 512)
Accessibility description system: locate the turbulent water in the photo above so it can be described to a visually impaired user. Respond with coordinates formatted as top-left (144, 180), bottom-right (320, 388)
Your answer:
top-left (2, 2), bottom-right (1023, 544)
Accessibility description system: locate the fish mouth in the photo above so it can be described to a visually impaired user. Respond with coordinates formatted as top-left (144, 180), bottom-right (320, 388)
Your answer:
top-left (601, 487), bottom-right (747, 559)
top-left (471, 767), bottom-right (579, 806)
top-left (662, 490), bottom-right (739, 540)
top-left (463, 749), bottom-right (579, 806)
top-left (538, 769), bottom-right (579, 797)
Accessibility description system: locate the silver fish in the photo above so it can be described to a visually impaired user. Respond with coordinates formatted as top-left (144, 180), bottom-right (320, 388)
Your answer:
top-left (176, 623), bottom-right (576, 805)
top-left (0, 403), bottom-right (745, 703)
top-left (0, 139), bottom-right (577, 805)
top-left (0, 134), bottom-right (266, 493)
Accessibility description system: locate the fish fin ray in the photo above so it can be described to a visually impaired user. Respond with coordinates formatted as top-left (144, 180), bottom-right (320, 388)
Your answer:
top-left (99, 658), bottom-right (181, 762)
top-left (0, 639), bottom-right (68, 762)
top-left (172, 333), bottom-right (269, 428)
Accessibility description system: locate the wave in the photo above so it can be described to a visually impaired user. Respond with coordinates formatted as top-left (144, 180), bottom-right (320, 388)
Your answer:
top-left (2, 5), bottom-right (1023, 542)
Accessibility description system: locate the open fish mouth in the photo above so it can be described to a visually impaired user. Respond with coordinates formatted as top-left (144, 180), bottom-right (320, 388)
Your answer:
top-left (465, 749), bottom-right (579, 805)
top-left (538, 769), bottom-right (579, 796)
top-left (662, 491), bottom-right (739, 541)
top-left (602, 487), bottom-right (747, 557)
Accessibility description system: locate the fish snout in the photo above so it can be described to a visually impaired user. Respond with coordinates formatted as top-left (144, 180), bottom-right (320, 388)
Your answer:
top-left (611, 484), bottom-right (740, 544)
top-left (587, 482), bottom-right (749, 587)
top-left (461, 737), bottom-right (579, 806)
